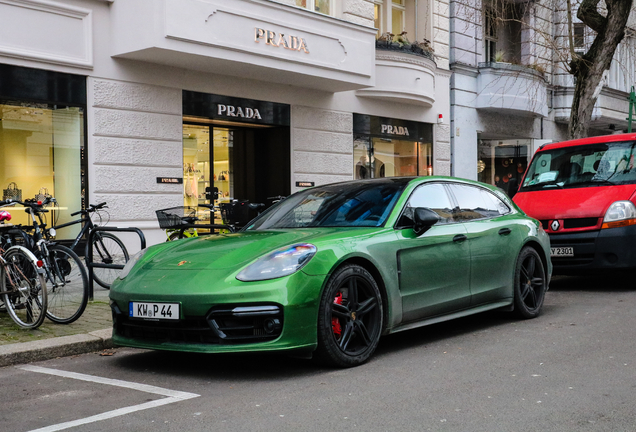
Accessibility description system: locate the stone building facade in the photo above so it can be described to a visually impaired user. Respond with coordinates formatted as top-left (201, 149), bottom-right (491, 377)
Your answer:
top-left (449, 0), bottom-right (636, 196)
top-left (0, 0), bottom-right (451, 246)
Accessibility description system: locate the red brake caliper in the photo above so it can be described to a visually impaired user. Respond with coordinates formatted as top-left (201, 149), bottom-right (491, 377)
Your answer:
top-left (332, 291), bottom-right (343, 337)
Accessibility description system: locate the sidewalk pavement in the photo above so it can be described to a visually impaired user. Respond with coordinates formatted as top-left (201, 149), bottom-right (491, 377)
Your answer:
top-left (0, 287), bottom-right (114, 367)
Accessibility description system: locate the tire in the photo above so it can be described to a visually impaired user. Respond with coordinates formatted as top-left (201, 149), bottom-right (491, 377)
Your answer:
top-left (89, 232), bottom-right (129, 289)
top-left (168, 231), bottom-right (182, 242)
top-left (315, 264), bottom-right (383, 367)
top-left (513, 246), bottom-right (547, 319)
top-left (45, 244), bottom-right (89, 324)
top-left (1, 247), bottom-right (47, 329)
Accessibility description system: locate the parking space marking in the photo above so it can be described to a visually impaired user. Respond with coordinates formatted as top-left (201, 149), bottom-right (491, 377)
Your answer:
top-left (18, 365), bottom-right (200, 432)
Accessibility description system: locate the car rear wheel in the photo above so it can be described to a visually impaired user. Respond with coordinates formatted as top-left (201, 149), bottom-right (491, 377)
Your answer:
top-left (315, 264), bottom-right (383, 367)
top-left (514, 247), bottom-right (546, 319)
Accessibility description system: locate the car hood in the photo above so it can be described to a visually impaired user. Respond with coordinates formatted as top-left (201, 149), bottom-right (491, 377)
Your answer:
top-left (142, 228), bottom-right (345, 272)
top-left (513, 184), bottom-right (636, 219)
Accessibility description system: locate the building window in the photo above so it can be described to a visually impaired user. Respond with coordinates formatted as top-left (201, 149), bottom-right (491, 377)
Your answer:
top-left (573, 23), bottom-right (586, 53)
top-left (484, 8), bottom-right (498, 62)
top-left (374, 0), bottom-right (410, 39)
top-left (296, 0), bottom-right (332, 15)
top-left (483, 0), bottom-right (523, 63)
top-left (477, 139), bottom-right (530, 198)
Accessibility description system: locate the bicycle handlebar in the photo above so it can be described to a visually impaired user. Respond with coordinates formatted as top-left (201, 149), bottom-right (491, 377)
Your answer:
top-left (71, 202), bottom-right (108, 217)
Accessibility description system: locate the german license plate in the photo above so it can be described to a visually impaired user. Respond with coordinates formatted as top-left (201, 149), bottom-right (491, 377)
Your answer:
top-left (550, 247), bottom-right (574, 257)
top-left (129, 302), bottom-right (179, 320)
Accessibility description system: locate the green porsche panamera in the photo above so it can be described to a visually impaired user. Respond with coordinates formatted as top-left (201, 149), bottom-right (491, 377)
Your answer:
top-left (110, 176), bottom-right (551, 367)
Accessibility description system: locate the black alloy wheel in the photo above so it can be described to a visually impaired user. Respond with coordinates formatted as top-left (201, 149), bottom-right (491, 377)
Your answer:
top-left (316, 264), bottom-right (383, 367)
top-left (513, 246), bottom-right (547, 318)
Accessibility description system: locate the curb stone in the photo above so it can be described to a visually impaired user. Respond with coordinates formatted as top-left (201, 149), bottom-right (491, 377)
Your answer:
top-left (0, 328), bottom-right (113, 367)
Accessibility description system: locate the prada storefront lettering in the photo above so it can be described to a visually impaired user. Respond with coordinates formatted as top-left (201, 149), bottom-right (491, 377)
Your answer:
top-left (183, 91), bottom-right (290, 126)
top-left (353, 114), bottom-right (432, 141)
top-left (254, 28), bottom-right (310, 54)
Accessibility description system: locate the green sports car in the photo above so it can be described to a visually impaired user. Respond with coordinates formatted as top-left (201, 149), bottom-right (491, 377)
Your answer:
top-left (110, 176), bottom-right (551, 367)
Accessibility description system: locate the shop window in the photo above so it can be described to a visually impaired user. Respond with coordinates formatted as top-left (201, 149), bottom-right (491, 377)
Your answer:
top-left (354, 136), bottom-right (432, 179)
top-left (295, 0), bottom-right (332, 15)
top-left (0, 102), bottom-right (84, 235)
top-left (477, 139), bottom-right (530, 198)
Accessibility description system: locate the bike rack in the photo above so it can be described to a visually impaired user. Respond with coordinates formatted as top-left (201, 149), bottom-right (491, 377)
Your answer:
top-left (87, 227), bottom-right (146, 300)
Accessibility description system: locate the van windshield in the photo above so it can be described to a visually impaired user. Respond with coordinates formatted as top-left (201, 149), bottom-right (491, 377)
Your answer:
top-left (520, 141), bottom-right (636, 191)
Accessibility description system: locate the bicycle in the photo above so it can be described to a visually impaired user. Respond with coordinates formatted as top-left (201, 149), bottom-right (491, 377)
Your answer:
top-left (0, 205), bottom-right (48, 329)
top-left (52, 202), bottom-right (129, 289)
top-left (0, 244), bottom-right (48, 329)
top-left (156, 204), bottom-right (235, 241)
top-left (2, 199), bottom-right (88, 324)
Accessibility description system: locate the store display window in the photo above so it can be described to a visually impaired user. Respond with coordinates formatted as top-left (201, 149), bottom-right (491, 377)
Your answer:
top-left (477, 139), bottom-right (530, 198)
top-left (353, 114), bottom-right (433, 179)
top-left (0, 101), bottom-right (84, 235)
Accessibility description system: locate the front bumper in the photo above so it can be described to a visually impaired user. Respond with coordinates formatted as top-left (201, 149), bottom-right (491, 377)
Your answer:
top-left (549, 224), bottom-right (636, 272)
top-left (109, 270), bottom-right (324, 354)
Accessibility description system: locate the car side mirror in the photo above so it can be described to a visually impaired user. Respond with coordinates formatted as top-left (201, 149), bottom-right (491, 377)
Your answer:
top-left (413, 207), bottom-right (439, 236)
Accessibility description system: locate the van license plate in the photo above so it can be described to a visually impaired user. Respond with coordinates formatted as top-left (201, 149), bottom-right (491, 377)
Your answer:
top-left (130, 302), bottom-right (179, 320)
top-left (550, 247), bottom-right (574, 257)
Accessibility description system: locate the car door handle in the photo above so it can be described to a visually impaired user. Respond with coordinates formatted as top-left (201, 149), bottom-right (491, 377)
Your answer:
top-left (453, 234), bottom-right (467, 243)
top-left (498, 228), bottom-right (512, 236)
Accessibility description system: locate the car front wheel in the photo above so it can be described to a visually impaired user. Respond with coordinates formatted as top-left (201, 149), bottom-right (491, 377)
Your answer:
top-left (316, 264), bottom-right (383, 368)
top-left (513, 246), bottom-right (547, 319)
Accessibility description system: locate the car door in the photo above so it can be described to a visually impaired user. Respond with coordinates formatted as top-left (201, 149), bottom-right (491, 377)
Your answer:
top-left (446, 183), bottom-right (522, 305)
top-left (395, 182), bottom-right (472, 323)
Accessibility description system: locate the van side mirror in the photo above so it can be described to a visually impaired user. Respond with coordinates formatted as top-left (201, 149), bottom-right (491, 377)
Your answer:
top-left (413, 207), bottom-right (439, 236)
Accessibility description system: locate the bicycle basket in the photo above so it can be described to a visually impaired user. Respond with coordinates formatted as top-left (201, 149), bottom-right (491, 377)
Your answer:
top-left (219, 200), bottom-right (251, 227)
top-left (155, 206), bottom-right (198, 229)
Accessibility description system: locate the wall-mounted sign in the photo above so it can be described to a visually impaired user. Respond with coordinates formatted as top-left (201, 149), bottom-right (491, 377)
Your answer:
top-left (255, 28), bottom-right (309, 53)
top-left (217, 104), bottom-right (262, 120)
top-left (157, 177), bottom-right (183, 184)
top-left (183, 91), bottom-right (290, 126)
top-left (295, 181), bottom-right (315, 187)
top-left (381, 124), bottom-right (409, 136)
top-left (353, 114), bottom-right (432, 142)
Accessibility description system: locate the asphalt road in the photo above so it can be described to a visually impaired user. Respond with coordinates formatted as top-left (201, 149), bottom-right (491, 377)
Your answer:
top-left (1, 274), bottom-right (635, 432)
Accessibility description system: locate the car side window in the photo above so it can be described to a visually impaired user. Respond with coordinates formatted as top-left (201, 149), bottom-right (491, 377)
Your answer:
top-left (447, 184), bottom-right (509, 221)
top-left (398, 183), bottom-right (454, 226)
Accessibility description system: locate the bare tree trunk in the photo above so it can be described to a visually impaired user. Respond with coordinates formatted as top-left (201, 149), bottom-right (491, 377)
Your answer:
top-left (568, 0), bottom-right (633, 139)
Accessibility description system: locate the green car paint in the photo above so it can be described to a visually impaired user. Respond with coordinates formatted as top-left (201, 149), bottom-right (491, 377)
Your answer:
top-left (110, 176), bottom-right (551, 363)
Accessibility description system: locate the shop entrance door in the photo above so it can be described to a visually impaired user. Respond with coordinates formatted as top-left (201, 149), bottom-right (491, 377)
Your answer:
top-left (182, 123), bottom-right (290, 223)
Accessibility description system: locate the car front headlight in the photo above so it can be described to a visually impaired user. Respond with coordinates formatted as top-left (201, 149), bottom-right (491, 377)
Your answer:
top-left (602, 200), bottom-right (636, 229)
top-left (118, 248), bottom-right (148, 280)
top-left (236, 243), bottom-right (317, 282)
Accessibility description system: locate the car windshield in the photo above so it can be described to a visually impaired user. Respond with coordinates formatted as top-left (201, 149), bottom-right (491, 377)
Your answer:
top-left (520, 140), bottom-right (636, 191)
top-left (246, 179), bottom-right (408, 230)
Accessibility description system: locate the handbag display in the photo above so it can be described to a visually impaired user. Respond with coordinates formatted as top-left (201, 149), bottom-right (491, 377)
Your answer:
top-left (3, 182), bottom-right (21, 201)
top-left (36, 187), bottom-right (51, 202)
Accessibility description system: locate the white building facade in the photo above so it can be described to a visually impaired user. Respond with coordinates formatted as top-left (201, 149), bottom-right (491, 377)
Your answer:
top-left (449, 0), bottom-right (636, 196)
top-left (0, 0), bottom-right (451, 245)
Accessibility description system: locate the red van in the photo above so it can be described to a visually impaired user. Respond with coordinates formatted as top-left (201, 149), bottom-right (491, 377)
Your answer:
top-left (513, 133), bottom-right (636, 273)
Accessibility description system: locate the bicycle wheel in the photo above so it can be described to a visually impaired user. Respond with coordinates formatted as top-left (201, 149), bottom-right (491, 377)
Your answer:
top-left (89, 232), bottom-right (129, 289)
top-left (1, 246), bottom-right (47, 329)
top-left (44, 244), bottom-right (88, 324)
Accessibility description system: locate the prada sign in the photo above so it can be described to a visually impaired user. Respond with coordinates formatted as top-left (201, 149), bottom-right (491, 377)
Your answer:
top-left (353, 114), bottom-right (432, 142)
top-left (381, 124), bottom-right (409, 136)
top-left (255, 28), bottom-right (310, 54)
top-left (183, 91), bottom-right (290, 126)
top-left (217, 104), bottom-right (263, 120)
